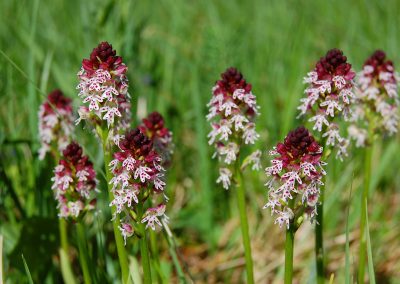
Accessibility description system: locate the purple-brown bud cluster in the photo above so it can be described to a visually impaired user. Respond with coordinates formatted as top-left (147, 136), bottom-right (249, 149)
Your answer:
top-left (139, 112), bottom-right (173, 166)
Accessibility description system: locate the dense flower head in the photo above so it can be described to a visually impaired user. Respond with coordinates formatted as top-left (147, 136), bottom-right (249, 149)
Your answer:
top-left (349, 50), bottom-right (399, 146)
top-left (76, 41), bottom-right (131, 145)
top-left (263, 127), bottom-right (326, 229)
top-left (109, 128), bottom-right (168, 244)
top-left (38, 89), bottom-right (74, 160)
top-left (298, 48), bottom-right (355, 160)
top-left (51, 142), bottom-right (98, 219)
top-left (207, 67), bottom-right (261, 189)
top-left (139, 112), bottom-right (174, 165)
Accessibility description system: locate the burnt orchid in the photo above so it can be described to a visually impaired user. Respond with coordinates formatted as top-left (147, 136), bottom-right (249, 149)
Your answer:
top-left (109, 128), bottom-right (168, 244)
top-left (76, 41), bottom-right (131, 145)
top-left (298, 48), bottom-right (356, 160)
top-left (351, 50), bottom-right (399, 283)
top-left (207, 67), bottom-right (260, 190)
top-left (263, 126), bottom-right (326, 228)
top-left (51, 142), bottom-right (98, 219)
top-left (349, 50), bottom-right (399, 146)
top-left (38, 89), bottom-right (74, 160)
top-left (263, 127), bottom-right (326, 284)
top-left (207, 67), bottom-right (259, 283)
top-left (139, 111), bottom-right (174, 166)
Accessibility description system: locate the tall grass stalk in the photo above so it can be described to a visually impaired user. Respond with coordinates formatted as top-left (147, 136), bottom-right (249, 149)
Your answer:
top-left (21, 254), bottom-right (34, 284)
top-left (100, 128), bottom-right (130, 284)
top-left (358, 143), bottom-right (373, 284)
top-left (76, 222), bottom-right (92, 284)
top-left (345, 175), bottom-right (354, 284)
top-left (149, 231), bottom-right (164, 283)
top-left (0, 235), bottom-right (3, 284)
top-left (365, 199), bottom-right (376, 284)
top-left (162, 220), bottom-right (188, 284)
top-left (234, 159), bottom-right (254, 284)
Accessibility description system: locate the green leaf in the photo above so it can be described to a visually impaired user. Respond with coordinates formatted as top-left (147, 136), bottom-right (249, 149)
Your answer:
top-left (21, 254), bottom-right (34, 284)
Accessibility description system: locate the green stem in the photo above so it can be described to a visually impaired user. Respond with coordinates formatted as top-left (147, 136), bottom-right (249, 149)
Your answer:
top-left (57, 152), bottom-right (76, 284)
top-left (100, 129), bottom-right (130, 284)
top-left (150, 230), bottom-right (164, 283)
top-left (59, 218), bottom-right (69, 256)
top-left (285, 221), bottom-right (295, 284)
top-left (235, 165), bottom-right (254, 284)
top-left (76, 222), bottom-right (92, 284)
top-left (358, 143), bottom-right (373, 284)
top-left (162, 221), bottom-right (188, 284)
top-left (315, 194), bottom-right (324, 284)
top-left (138, 203), bottom-right (152, 284)
top-left (315, 135), bottom-right (329, 284)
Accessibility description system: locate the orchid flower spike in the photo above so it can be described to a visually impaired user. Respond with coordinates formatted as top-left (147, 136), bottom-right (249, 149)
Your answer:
top-left (38, 89), bottom-right (74, 160)
top-left (349, 50), bottom-right (399, 147)
top-left (263, 126), bottom-right (326, 229)
top-left (298, 48), bottom-right (356, 160)
top-left (207, 67), bottom-right (261, 189)
top-left (76, 41), bottom-right (131, 146)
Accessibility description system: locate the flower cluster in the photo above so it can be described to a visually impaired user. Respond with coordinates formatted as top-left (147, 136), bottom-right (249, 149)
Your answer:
top-left (76, 41), bottom-right (131, 145)
top-left (349, 50), bottom-right (399, 146)
top-left (108, 128), bottom-right (168, 243)
top-left (207, 67), bottom-right (261, 189)
top-left (51, 142), bottom-right (98, 218)
top-left (38, 89), bottom-right (74, 160)
top-left (298, 49), bottom-right (356, 160)
top-left (263, 127), bottom-right (326, 229)
top-left (139, 112), bottom-right (174, 166)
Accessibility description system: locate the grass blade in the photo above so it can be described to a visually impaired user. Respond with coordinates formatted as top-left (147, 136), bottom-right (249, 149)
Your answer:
top-left (27, 0), bottom-right (40, 137)
top-left (345, 173), bottom-right (354, 284)
top-left (21, 254), bottom-right (34, 284)
top-left (365, 200), bottom-right (376, 284)
top-left (0, 235), bottom-right (3, 284)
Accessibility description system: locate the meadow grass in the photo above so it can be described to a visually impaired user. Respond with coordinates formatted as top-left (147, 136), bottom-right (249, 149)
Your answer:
top-left (1, 0), bottom-right (400, 282)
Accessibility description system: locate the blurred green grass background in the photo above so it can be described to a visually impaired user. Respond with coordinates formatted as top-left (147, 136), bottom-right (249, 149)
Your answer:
top-left (1, 0), bottom-right (400, 283)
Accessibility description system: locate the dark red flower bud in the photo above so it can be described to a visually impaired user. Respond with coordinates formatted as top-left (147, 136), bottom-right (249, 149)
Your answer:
top-left (315, 48), bottom-right (353, 79)
top-left (217, 67), bottom-right (252, 94)
top-left (82, 41), bottom-right (121, 73)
